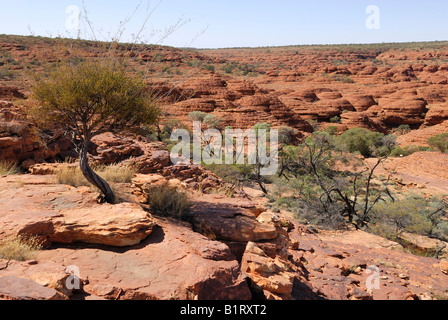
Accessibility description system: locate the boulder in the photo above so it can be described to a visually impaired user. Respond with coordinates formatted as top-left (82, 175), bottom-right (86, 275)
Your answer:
top-left (188, 197), bottom-right (278, 243)
top-left (49, 203), bottom-right (156, 247)
top-left (241, 242), bottom-right (296, 300)
top-left (37, 218), bottom-right (252, 300)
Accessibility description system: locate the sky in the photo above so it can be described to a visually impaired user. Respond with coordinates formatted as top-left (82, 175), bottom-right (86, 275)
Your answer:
top-left (0, 0), bottom-right (447, 48)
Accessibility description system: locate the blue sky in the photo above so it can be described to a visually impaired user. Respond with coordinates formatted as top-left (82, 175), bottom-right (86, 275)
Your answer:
top-left (1, 0), bottom-right (447, 48)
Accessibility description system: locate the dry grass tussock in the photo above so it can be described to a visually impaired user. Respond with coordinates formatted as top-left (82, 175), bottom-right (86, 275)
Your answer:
top-left (56, 163), bottom-right (138, 187)
top-left (0, 235), bottom-right (43, 261)
top-left (148, 183), bottom-right (191, 219)
top-left (0, 160), bottom-right (20, 175)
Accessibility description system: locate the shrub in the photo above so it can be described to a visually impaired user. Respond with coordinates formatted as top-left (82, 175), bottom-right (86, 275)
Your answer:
top-left (427, 133), bottom-right (448, 153)
top-left (338, 128), bottom-right (385, 157)
top-left (203, 64), bottom-right (215, 73)
top-left (394, 124), bottom-right (411, 135)
top-left (325, 125), bottom-right (338, 136)
top-left (278, 126), bottom-right (296, 145)
top-left (329, 116), bottom-right (341, 124)
top-left (188, 111), bottom-right (208, 122)
top-left (369, 195), bottom-right (448, 242)
top-left (148, 184), bottom-right (191, 219)
top-left (390, 145), bottom-right (430, 157)
top-left (0, 235), bottom-right (42, 261)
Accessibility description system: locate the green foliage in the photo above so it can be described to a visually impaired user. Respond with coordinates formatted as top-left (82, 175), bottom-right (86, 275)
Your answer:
top-left (369, 195), bottom-right (448, 242)
top-left (394, 124), bottom-right (411, 135)
top-left (30, 59), bottom-right (160, 137)
top-left (329, 116), bottom-right (341, 124)
top-left (188, 112), bottom-right (222, 130)
top-left (203, 64), bottom-right (215, 73)
top-left (188, 111), bottom-right (208, 122)
top-left (325, 125), bottom-right (339, 136)
top-left (338, 128), bottom-right (386, 157)
top-left (253, 122), bottom-right (271, 134)
top-left (277, 126), bottom-right (296, 145)
top-left (389, 145), bottom-right (430, 157)
top-left (221, 63), bottom-right (235, 74)
top-left (427, 133), bottom-right (448, 153)
top-left (203, 114), bottom-right (222, 130)
top-left (30, 60), bottom-right (160, 203)
top-left (275, 131), bottom-right (395, 229)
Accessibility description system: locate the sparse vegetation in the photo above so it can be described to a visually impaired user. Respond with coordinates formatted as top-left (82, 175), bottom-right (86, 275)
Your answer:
top-left (368, 194), bottom-right (448, 255)
top-left (428, 133), bottom-right (448, 153)
top-left (0, 235), bottom-right (42, 261)
top-left (56, 163), bottom-right (138, 187)
top-left (274, 130), bottom-right (396, 229)
top-left (147, 184), bottom-right (191, 219)
top-left (0, 161), bottom-right (20, 175)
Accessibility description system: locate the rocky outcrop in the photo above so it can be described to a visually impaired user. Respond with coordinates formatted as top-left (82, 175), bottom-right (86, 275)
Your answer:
top-left (372, 98), bottom-right (428, 127)
top-left (424, 103), bottom-right (448, 126)
top-left (0, 175), bottom-right (252, 300)
top-left (241, 241), bottom-right (296, 300)
top-left (187, 194), bottom-right (278, 243)
top-left (288, 228), bottom-right (448, 300)
top-left (164, 76), bottom-right (313, 132)
top-left (0, 175), bottom-right (155, 247)
top-left (340, 112), bottom-right (388, 133)
top-left (0, 98), bottom-right (74, 169)
top-left (0, 259), bottom-right (72, 300)
top-left (37, 218), bottom-right (252, 300)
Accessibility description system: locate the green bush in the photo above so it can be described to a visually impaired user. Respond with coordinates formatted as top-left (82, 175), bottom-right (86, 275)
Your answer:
top-left (329, 116), bottom-right (341, 124)
top-left (390, 145), bottom-right (430, 157)
top-left (338, 128), bottom-right (385, 157)
top-left (427, 133), bottom-right (448, 153)
top-left (394, 124), bottom-right (411, 135)
top-left (369, 195), bottom-right (448, 242)
top-left (325, 125), bottom-right (339, 136)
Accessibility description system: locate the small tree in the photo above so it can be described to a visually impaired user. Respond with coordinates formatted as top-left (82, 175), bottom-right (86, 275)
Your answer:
top-left (278, 131), bottom-right (396, 229)
top-left (30, 59), bottom-right (160, 203)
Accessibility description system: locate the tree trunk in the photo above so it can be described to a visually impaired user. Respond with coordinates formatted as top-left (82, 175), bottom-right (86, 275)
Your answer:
top-left (79, 140), bottom-right (115, 204)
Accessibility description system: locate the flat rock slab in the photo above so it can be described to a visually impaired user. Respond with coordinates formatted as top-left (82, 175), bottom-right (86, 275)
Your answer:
top-left (0, 175), bottom-right (156, 247)
top-left (0, 276), bottom-right (66, 300)
top-left (49, 202), bottom-right (156, 247)
top-left (188, 195), bottom-right (278, 242)
top-left (37, 218), bottom-right (252, 300)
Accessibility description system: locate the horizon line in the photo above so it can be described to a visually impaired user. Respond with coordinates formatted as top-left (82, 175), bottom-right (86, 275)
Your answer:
top-left (2, 33), bottom-right (448, 51)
